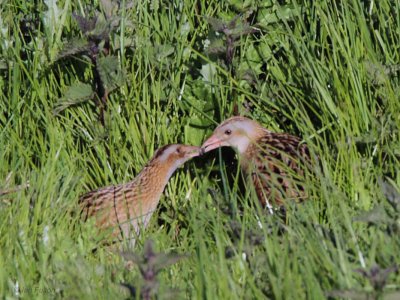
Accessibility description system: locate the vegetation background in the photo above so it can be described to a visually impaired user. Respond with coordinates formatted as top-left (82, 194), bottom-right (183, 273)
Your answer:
top-left (0, 0), bottom-right (399, 299)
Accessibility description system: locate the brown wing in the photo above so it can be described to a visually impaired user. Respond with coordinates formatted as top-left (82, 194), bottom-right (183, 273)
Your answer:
top-left (243, 132), bottom-right (311, 208)
top-left (79, 170), bottom-right (162, 243)
top-left (79, 181), bottom-right (144, 234)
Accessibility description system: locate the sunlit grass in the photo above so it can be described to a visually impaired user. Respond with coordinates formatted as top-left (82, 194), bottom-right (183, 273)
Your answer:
top-left (0, 0), bottom-right (399, 299)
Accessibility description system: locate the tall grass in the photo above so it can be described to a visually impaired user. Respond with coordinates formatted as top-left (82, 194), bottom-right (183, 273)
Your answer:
top-left (0, 0), bottom-right (399, 299)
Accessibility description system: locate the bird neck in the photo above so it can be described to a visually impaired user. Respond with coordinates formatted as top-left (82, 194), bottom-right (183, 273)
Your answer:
top-left (135, 161), bottom-right (176, 196)
top-left (254, 126), bottom-right (270, 139)
top-left (235, 127), bottom-right (269, 155)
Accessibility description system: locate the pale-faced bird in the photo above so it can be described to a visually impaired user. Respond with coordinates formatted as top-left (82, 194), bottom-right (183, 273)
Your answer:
top-left (201, 116), bottom-right (311, 213)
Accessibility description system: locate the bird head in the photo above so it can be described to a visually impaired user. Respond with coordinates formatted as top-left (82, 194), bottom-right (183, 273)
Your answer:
top-left (151, 144), bottom-right (200, 178)
top-left (201, 116), bottom-right (265, 154)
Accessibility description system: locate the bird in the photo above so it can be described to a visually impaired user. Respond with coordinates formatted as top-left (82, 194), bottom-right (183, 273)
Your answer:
top-left (201, 116), bottom-right (312, 213)
top-left (79, 144), bottom-right (200, 245)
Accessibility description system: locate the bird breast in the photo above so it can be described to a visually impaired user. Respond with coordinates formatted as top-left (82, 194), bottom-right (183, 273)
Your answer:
top-left (238, 132), bottom-right (310, 207)
top-left (80, 166), bottom-right (170, 242)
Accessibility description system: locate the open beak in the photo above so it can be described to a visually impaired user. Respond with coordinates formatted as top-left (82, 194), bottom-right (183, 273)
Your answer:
top-left (200, 135), bottom-right (222, 154)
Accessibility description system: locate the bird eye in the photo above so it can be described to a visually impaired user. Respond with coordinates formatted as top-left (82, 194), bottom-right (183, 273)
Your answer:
top-left (176, 148), bottom-right (181, 154)
top-left (224, 129), bottom-right (232, 135)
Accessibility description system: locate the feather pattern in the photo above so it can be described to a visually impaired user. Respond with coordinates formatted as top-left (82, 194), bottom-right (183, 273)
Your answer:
top-left (79, 144), bottom-right (200, 244)
top-left (242, 131), bottom-right (310, 207)
top-left (201, 116), bottom-right (312, 211)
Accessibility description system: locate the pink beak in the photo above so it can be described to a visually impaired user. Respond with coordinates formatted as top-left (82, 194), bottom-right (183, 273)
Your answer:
top-left (201, 135), bottom-right (223, 154)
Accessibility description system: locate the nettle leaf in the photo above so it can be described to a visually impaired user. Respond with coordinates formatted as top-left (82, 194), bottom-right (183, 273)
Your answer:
top-left (143, 239), bottom-right (156, 260)
top-left (108, 16), bottom-right (121, 31)
top-left (227, 15), bottom-right (240, 30)
top-left (91, 13), bottom-right (109, 40)
top-left (326, 289), bottom-right (369, 300)
top-left (353, 205), bottom-right (389, 224)
top-left (53, 82), bottom-right (94, 115)
top-left (275, 5), bottom-right (301, 20)
top-left (43, 0), bottom-right (64, 38)
top-left (230, 23), bottom-right (256, 40)
top-left (207, 15), bottom-right (254, 39)
top-left (154, 44), bottom-right (174, 61)
top-left (100, 0), bottom-right (117, 20)
top-left (364, 61), bottom-right (400, 86)
top-left (73, 13), bottom-right (96, 34)
top-left (355, 265), bottom-right (398, 291)
top-left (379, 178), bottom-right (400, 212)
top-left (121, 251), bottom-right (143, 264)
top-left (55, 38), bottom-right (90, 61)
top-left (152, 253), bottom-right (187, 274)
top-left (229, 0), bottom-right (256, 12)
top-left (257, 5), bottom-right (301, 28)
top-left (0, 60), bottom-right (7, 70)
top-left (97, 55), bottom-right (125, 91)
top-left (206, 16), bottom-right (227, 32)
top-left (200, 63), bottom-right (217, 83)
top-left (207, 39), bottom-right (225, 55)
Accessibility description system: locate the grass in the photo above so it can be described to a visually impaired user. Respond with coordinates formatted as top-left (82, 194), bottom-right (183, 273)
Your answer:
top-left (1, 0), bottom-right (399, 299)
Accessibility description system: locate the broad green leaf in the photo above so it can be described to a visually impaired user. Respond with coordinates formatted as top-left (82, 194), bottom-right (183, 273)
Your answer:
top-left (97, 55), bottom-right (124, 91)
top-left (200, 63), bottom-right (217, 83)
top-left (91, 12), bottom-right (109, 38)
top-left (73, 13), bottom-right (96, 34)
top-left (100, 0), bottom-right (116, 19)
top-left (53, 82), bottom-right (94, 114)
top-left (0, 59), bottom-right (7, 70)
top-left (379, 178), bottom-right (400, 212)
top-left (55, 38), bottom-right (90, 61)
top-left (206, 39), bottom-right (225, 55)
top-left (154, 44), bottom-right (174, 61)
top-left (326, 289), bottom-right (369, 300)
top-left (353, 205), bottom-right (389, 224)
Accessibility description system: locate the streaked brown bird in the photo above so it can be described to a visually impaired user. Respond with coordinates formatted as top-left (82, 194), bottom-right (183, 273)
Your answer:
top-left (201, 116), bottom-right (311, 213)
top-left (80, 144), bottom-right (200, 245)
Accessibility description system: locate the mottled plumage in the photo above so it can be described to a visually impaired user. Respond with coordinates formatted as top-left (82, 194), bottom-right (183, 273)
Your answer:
top-left (80, 144), bottom-right (200, 244)
top-left (201, 116), bottom-right (311, 212)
